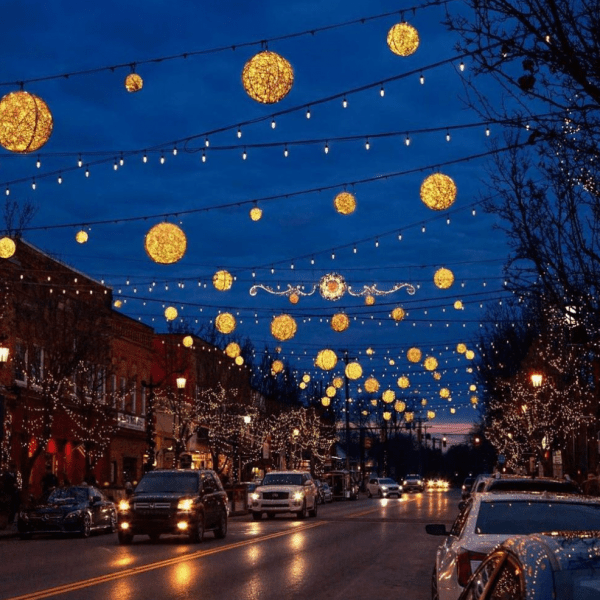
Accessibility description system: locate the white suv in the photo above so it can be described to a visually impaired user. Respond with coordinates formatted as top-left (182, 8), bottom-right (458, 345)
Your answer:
top-left (250, 471), bottom-right (318, 520)
top-left (366, 477), bottom-right (402, 498)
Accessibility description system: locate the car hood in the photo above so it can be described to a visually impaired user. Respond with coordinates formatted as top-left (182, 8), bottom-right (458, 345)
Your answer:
top-left (256, 485), bottom-right (305, 493)
top-left (26, 501), bottom-right (86, 516)
top-left (131, 492), bottom-right (191, 502)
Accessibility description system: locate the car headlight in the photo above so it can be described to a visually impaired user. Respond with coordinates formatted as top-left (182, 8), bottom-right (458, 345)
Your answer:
top-left (381, 486), bottom-right (388, 491)
top-left (293, 491), bottom-right (304, 501)
top-left (65, 510), bottom-right (82, 519)
top-left (250, 492), bottom-right (260, 501)
top-left (177, 498), bottom-right (194, 511)
top-left (118, 499), bottom-right (130, 511)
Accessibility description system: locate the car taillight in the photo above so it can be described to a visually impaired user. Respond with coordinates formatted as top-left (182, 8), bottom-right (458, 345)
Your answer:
top-left (457, 549), bottom-right (488, 587)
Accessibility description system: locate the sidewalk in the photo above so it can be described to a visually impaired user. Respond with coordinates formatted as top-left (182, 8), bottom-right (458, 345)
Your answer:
top-left (0, 522), bottom-right (18, 540)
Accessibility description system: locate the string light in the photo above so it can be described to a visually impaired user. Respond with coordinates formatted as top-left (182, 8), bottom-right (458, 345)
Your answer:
top-left (380, 85), bottom-right (385, 97)
top-left (306, 107), bottom-right (311, 119)
top-left (419, 73), bottom-right (425, 84)
top-left (365, 138), bottom-right (370, 150)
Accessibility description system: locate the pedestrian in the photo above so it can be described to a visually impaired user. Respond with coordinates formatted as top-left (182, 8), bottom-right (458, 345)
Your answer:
top-left (41, 464), bottom-right (59, 494)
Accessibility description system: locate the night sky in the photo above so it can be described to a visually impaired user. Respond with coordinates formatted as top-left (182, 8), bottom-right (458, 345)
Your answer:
top-left (0, 0), bottom-right (510, 442)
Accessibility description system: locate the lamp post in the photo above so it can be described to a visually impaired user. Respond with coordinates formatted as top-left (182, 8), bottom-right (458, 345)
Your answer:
top-left (141, 378), bottom-right (158, 472)
top-left (0, 344), bottom-right (8, 365)
top-left (531, 372), bottom-right (543, 388)
top-left (292, 427), bottom-right (300, 469)
top-left (174, 376), bottom-right (186, 467)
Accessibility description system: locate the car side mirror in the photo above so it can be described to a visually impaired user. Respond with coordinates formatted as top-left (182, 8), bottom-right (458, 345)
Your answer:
top-left (458, 501), bottom-right (466, 511)
top-left (425, 524), bottom-right (449, 536)
top-left (91, 495), bottom-right (101, 504)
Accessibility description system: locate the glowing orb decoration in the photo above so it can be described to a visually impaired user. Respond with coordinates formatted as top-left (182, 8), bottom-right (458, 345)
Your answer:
top-left (457, 343), bottom-right (467, 354)
top-left (326, 386), bottom-right (336, 398)
top-left (382, 389), bottom-right (395, 404)
top-left (75, 230), bottom-right (88, 244)
top-left (366, 348), bottom-right (375, 355)
top-left (183, 335), bottom-right (194, 348)
top-left (213, 270), bottom-right (233, 291)
top-left (440, 387), bottom-right (450, 398)
top-left (420, 173), bottom-right (457, 211)
top-left (331, 312), bottom-right (350, 332)
top-left (405, 412), bottom-right (414, 423)
top-left (333, 192), bottom-right (357, 215)
top-left (242, 50), bottom-right (294, 104)
top-left (271, 360), bottom-right (284, 374)
top-left (365, 295), bottom-right (375, 306)
top-left (361, 410), bottom-right (369, 416)
top-left (364, 377), bottom-right (380, 393)
top-left (144, 222), bottom-right (187, 264)
top-left (345, 361), bottom-right (363, 380)
top-left (0, 91), bottom-right (53, 153)
top-left (421, 398), bottom-right (428, 406)
top-left (391, 307), bottom-right (405, 322)
top-left (394, 400), bottom-right (406, 412)
top-left (315, 348), bottom-right (338, 370)
top-left (302, 374), bottom-right (311, 383)
top-left (321, 397), bottom-right (331, 407)
top-left (389, 359), bottom-right (395, 366)
top-left (470, 396), bottom-right (478, 405)
top-left (235, 356), bottom-right (244, 366)
top-left (269, 314), bottom-right (296, 341)
top-left (225, 342), bottom-right (241, 358)
top-left (333, 377), bottom-right (344, 389)
top-left (427, 410), bottom-right (436, 420)
top-left (383, 411), bottom-right (392, 421)
top-left (113, 300), bottom-right (123, 309)
top-left (319, 273), bottom-right (347, 301)
top-left (465, 349), bottom-right (475, 360)
top-left (407, 347), bottom-right (422, 363)
top-left (125, 73), bottom-right (143, 93)
top-left (370, 398), bottom-right (378, 406)
top-left (469, 384), bottom-right (477, 391)
top-left (164, 306), bottom-right (178, 321)
top-left (299, 381), bottom-right (306, 389)
top-left (450, 407), bottom-right (456, 414)
top-left (434, 267), bottom-right (455, 289)
top-left (250, 206), bottom-right (263, 221)
top-left (215, 312), bottom-right (236, 334)
top-left (0, 237), bottom-right (16, 258)
top-left (397, 376), bottom-right (410, 389)
top-left (289, 293), bottom-right (299, 305)
top-left (387, 22), bottom-right (420, 56)
top-left (424, 356), bottom-right (438, 371)
top-left (433, 372), bottom-right (442, 380)
top-left (454, 300), bottom-right (464, 310)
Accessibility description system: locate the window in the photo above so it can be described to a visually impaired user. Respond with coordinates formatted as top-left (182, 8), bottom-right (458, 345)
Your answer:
top-left (120, 377), bottom-right (127, 411)
top-left (141, 386), bottom-right (147, 416)
top-left (110, 375), bottom-right (117, 408)
top-left (488, 557), bottom-right (523, 600)
top-left (14, 341), bottom-right (26, 383)
top-left (450, 500), bottom-right (472, 537)
top-left (30, 346), bottom-right (43, 381)
top-left (130, 378), bottom-right (137, 414)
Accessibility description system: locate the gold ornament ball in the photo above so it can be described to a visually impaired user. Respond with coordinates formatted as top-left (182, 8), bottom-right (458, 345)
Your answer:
top-left (145, 222), bottom-right (187, 264)
top-left (250, 206), bottom-right (263, 221)
top-left (164, 306), bottom-right (178, 321)
top-left (383, 411), bottom-right (392, 421)
top-left (289, 293), bottom-right (299, 305)
top-left (215, 312), bottom-right (236, 334)
top-left (0, 91), bottom-right (53, 153)
top-left (321, 397), bottom-right (331, 407)
top-left (333, 192), bottom-right (357, 215)
top-left (405, 412), bottom-right (414, 423)
top-left (466, 349), bottom-right (475, 360)
top-left (345, 361), bottom-right (363, 380)
top-left (182, 335), bottom-right (194, 348)
top-left (225, 342), bottom-right (241, 358)
top-left (333, 376), bottom-right (344, 389)
top-left (213, 269), bottom-right (233, 291)
top-left (424, 356), bottom-right (438, 371)
top-left (394, 400), bottom-right (406, 413)
top-left (434, 267), bottom-right (455, 289)
top-left (421, 398), bottom-right (428, 406)
top-left (365, 295), bottom-right (376, 306)
top-left (302, 374), bottom-right (311, 383)
top-left (271, 359), bottom-right (284, 374)
top-left (242, 50), bottom-right (294, 104)
top-left (299, 381), bottom-right (307, 390)
top-left (389, 359), bottom-right (395, 366)
top-left (0, 236), bottom-right (16, 259)
top-left (331, 312), bottom-right (350, 332)
top-left (366, 347), bottom-right (375, 356)
top-left (370, 398), bottom-right (378, 407)
top-left (326, 385), bottom-right (337, 398)
top-left (364, 377), bottom-right (380, 393)
top-left (454, 300), bottom-right (464, 310)
top-left (427, 410), bottom-right (436, 420)
top-left (382, 389), bottom-right (395, 404)
top-left (457, 343), bottom-right (467, 354)
top-left (420, 173), bottom-right (457, 211)
top-left (470, 395), bottom-right (478, 405)
top-left (235, 356), bottom-right (244, 366)
top-left (361, 410), bottom-right (369, 416)
top-left (387, 22), bottom-right (420, 57)
top-left (397, 376), bottom-right (410, 389)
top-left (469, 384), bottom-right (477, 392)
top-left (125, 73), bottom-right (143, 93)
top-left (271, 314), bottom-right (297, 341)
top-left (75, 230), bottom-right (88, 244)
top-left (407, 347), bottom-right (422, 363)
top-left (450, 407), bottom-right (456, 414)
top-left (113, 300), bottom-right (123, 309)
top-left (440, 387), bottom-right (450, 398)
top-left (319, 273), bottom-right (347, 301)
top-left (433, 371), bottom-right (442, 380)
top-left (391, 307), bottom-right (405, 322)
top-left (315, 348), bottom-right (338, 371)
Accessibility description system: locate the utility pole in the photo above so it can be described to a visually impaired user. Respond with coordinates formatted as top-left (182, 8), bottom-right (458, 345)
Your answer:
top-left (344, 350), bottom-right (350, 472)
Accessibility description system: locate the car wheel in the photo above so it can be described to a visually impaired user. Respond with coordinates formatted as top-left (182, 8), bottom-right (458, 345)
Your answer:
top-left (296, 501), bottom-right (307, 519)
top-left (117, 531), bottom-right (133, 545)
top-left (214, 509), bottom-right (227, 539)
top-left (80, 513), bottom-right (91, 538)
top-left (252, 512), bottom-right (262, 521)
top-left (309, 498), bottom-right (318, 518)
top-left (189, 515), bottom-right (204, 543)
top-left (367, 489), bottom-right (372, 498)
top-left (148, 533), bottom-right (160, 543)
top-left (431, 567), bottom-right (439, 600)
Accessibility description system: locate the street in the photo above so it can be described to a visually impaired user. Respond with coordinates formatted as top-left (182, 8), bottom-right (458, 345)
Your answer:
top-left (0, 490), bottom-right (458, 600)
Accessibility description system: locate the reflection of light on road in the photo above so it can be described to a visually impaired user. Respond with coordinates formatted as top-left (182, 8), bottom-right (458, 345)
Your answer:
top-left (380, 498), bottom-right (389, 507)
top-left (288, 531), bottom-right (305, 551)
top-left (169, 562), bottom-right (193, 592)
top-left (246, 544), bottom-right (262, 564)
top-left (110, 577), bottom-right (133, 599)
top-left (287, 532), bottom-right (306, 589)
top-left (247, 522), bottom-right (262, 535)
top-left (111, 553), bottom-right (135, 569)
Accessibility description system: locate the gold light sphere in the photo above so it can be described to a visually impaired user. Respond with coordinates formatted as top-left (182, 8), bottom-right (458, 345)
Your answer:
top-left (421, 398), bottom-right (428, 406)
top-left (271, 314), bottom-right (297, 341)
top-left (235, 356), bottom-right (244, 366)
top-left (289, 293), bottom-right (299, 305)
top-left (182, 335), bottom-right (194, 348)
top-left (457, 343), bottom-right (467, 354)
top-left (450, 407), bottom-right (456, 414)
top-left (319, 273), bottom-right (347, 301)
top-left (0, 236), bottom-right (16, 259)
top-left (333, 376), bottom-right (344, 389)
top-left (424, 356), bottom-right (438, 371)
top-left (331, 312), bottom-right (350, 332)
top-left (365, 295), bottom-right (376, 306)
top-left (391, 307), bottom-right (406, 322)
top-left (225, 342), bottom-right (241, 358)
top-left (113, 299), bottom-right (123, 309)
top-left (213, 270), bottom-right (233, 291)
top-left (364, 377), bottom-right (380, 394)
top-left (427, 410), bottom-right (436, 420)
top-left (250, 206), bottom-right (263, 221)
top-left (125, 73), bottom-right (143, 93)
top-left (465, 349), bottom-right (475, 360)
top-left (75, 230), bottom-right (88, 244)
top-left (394, 400), bottom-right (406, 413)
top-left (215, 312), bottom-right (236, 334)
top-left (405, 411), bottom-right (414, 423)
top-left (0, 91), bottom-right (53, 153)
top-left (407, 347), bottom-right (422, 363)
top-left (370, 398), bottom-right (378, 407)
top-left (242, 50), bottom-right (294, 104)
top-left (383, 411), bottom-right (392, 421)
top-left (321, 397), bottom-right (331, 407)
top-left (366, 347), bottom-right (375, 355)
top-left (469, 384), bottom-right (477, 392)
top-left (470, 395), bottom-right (479, 405)
top-left (164, 306), bottom-right (178, 321)
top-left (299, 381), bottom-right (307, 389)
top-left (454, 300), bottom-right (464, 310)
top-left (382, 389), bottom-right (395, 404)
top-left (387, 22), bottom-right (420, 57)
top-left (345, 361), bottom-right (363, 380)
top-left (144, 222), bottom-right (187, 264)
top-left (333, 192), bottom-right (357, 215)
top-left (326, 385), bottom-right (337, 398)
top-left (397, 376), bottom-right (410, 389)
top-left (361, 410), bottom-right (369, 416)
top-left (389, 359), bottom-right (395, 366)
top-left (433, 371), bottom-right (442, 380)
top-left (271, 359), bottom-right (284, 374)
top-left (315, 348), bottom-right (338, 371)
top-left (420, 173), bottom-right (457, 211)
top-left (302, 374), bottom-right (311, 383)
top-left (434, 267), bottom-right (455, 289)
top-left (440, 387), bottom-right (450, 398)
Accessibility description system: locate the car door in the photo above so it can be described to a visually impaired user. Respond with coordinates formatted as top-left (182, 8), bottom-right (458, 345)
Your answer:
top-left (88, 487), bottom-right (106, 527)
top-left (200, 474), bottom-right (218, 527)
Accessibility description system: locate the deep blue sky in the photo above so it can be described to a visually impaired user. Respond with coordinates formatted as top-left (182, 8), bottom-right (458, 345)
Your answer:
top-left (0, 1), bottom-right (510, 439)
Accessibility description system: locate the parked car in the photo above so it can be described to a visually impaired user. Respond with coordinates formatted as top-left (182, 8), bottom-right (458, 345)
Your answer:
top-left (481, 474), bottom-right (582, 495)
top-left (18, 485), bottom-right (117, 539)
top-left (320, 482), bottom-right (333, 503)
top-left (460, 476), bottom-right (476, 500)
top-left (323, 470), bottom-right (360, 500)
top-left (366, 477), bottom-right (402, 498)
top-left (426, 491), bottom-right (600, 600)
top-left (249, 471), bottom-right (318, 520)
top-left (241, 482), bottom-right (259, 508)
top-left (116, 469), bottom-right (228, 544)
top-left (402, 474), bottom-right (425, 493)
top-left (459, 532), bottom-right (600, 599)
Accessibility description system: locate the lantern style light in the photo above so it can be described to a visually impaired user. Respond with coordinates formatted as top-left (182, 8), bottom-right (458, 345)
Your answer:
top-left (0, 91), bottom-right (53, 153)
top-left (531, 373), bottom-right (543, 387)
top-left (383, 411), bottom-right (392, 421)
top-left (75, 230), bottom-right (88, 244)
top-left (326, 386), bottom-right (336, 398)
top-left (271, 314), bottom-right (297, 341)
top-left (465, 349), bottom-right (475, 360)
top-left (242, 50), bottom-right (294, 104)
top-left (213, 270), bottom-right (233, 291)
top-left (387, 23), bottom-right (420, 56)
top-left (321, 397), bottom-right (331, 407)
top-left (271, 359), bottom-right (284, 374)
top-left (215, 312), bottom-right (236, 334)
top-left (333, 376), bottom-right (344, 389)
top-left (0, 345), bottom-right (8, 363)
top-left (331, 313), bottom-right (350, 332)
top-left (397, 376), bottom-right (410, 389)
top-left (391, 307), bottom-right (405, 322)
top-left (424, 356), bottom-right (438, 371)
top-left (315, 348), bottom-right (338, 370)
top-left (440, 387), bottom-right (450, 398)
top-left (427, 410), bottom-right (436, 420)
top-left (364, 377), bottom-right (380, 393)
top-left (164, 306), bottom-right (178, 321)
top-left (454, 300), bottom-right (464, 310)
top-left (176, 376), bottom-right (187, 389)
top-left (382, 389), bottom-right (395, 404)
top-left (319, 273), bottom-right (347, 301)
top-left (125, 73), bottom-right (143, 93)
top-left (434, 267), bottom-right (454, 289)
top-left (394, 400), bottom-right (406, 412)
top-left (225, 342), bottom-right (241, 358)
top-left (420, 173), bottom-right (457, 210)
top-left (249, 206), bottom-right (263, 221)
top-left (289, 293), bottom-right (299, 305)
top-left (457, 343), bottom-right (467, 354)
top-left (333, 192), bottom-right (357, 215)
top-left (144, 222), bottom-right (187, 264)
top-left (365, 295), bottom-right (375, 306)
top-left (345, 361), bottom-right (363, 380)
top-left (407, 347), bottom-right (422, 363)
top-left (183, 335), bottom-right (194, 348)
top-left (0, 237), bottom-right (16, 259)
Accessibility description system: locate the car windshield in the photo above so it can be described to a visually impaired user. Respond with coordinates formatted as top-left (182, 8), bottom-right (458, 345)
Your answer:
top-left (48, 487), bottom-right (88, 503)
top-left (486, 480), bottom-right (580, 493)
top-left (475, 500), bottom-right (600, 535)
top-left (262, 474), bottom-right (304, 486)
top-left (554, 564), bottom-right (600, 596)
top-left (379, 478), bottom-right (396, 484)
top-left (136, 473), bottom-right (199, 494)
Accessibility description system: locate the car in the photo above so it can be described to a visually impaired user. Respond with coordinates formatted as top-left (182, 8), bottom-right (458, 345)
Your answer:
top-left (321, 482), bottom-right (333, 503)
top-left (17, 484), bottom-right (117, 539)
top-left (426, 477), bottom-right (450, 492)
top-left (249, 471), bottom-right (318, 520)
top-left (241, 481), bottom-right (259, 508)
top-left (403, 474), bottom-right (425, 493)
top-left (116, 469), bottom-right (228, 544)
top-left (459, 532), bottom-right (600, 599)
top-left (366, 477), bottom-right (402, 498)
top-left (461, 476), bottom-right (476, 500)
top-left (426, 491), bottom-right (600, 600)
top-left (481, 474), bottom-right (582, 495)
top-left (314, 479), bottom-right (326, 504)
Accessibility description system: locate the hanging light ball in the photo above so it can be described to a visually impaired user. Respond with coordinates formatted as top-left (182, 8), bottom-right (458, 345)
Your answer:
top-left (454, 300), bottom-right (464, 310)
top-left (366, 348), bottom-right (375, 356)
top-left (321, 397), bottom-right (331, 407)
top-left (0, 236), bottom-right (16, 259)
top-left (0, 91), bottom-right (53, 153)
top-left (144, 222), bottom-right (187, 264)
top-left (271, 314), bottom-right (297, 341)
top-left (333, 376), bottom-right (344, 389)
top-left (465, 349), bottom-right (475, 360)
top-left (114, 300), bottom-right (123, 309)
top-left (289, 293), bottom-right (300, 305)
top-left (387, 23), bottom-right (420, 57)
top-left (405, 412), bottom-right (415, 423)
top-left (213, 270), bottom-right (233, 291)
top-left (345, 361), bottom-right (363, 380)
top-left (382, 389), bottom-right (395, 404)
top-left (75, 230), bottom-right (88, 244)
top-left (469, 384), bottom-right (477, 392)
top-left (394, 400), bottom-right (406, 413)
top-left (383, 411), bottom-right (392, 421)
top-left (370, 398), bottom-right (378, 407)
top-left (450, 407), bottom-right (456, 414)
top-left (315, 349), bottom-right (338, 371)
top-left (164, 306), bottom-right (178, 321)
top-left (302, 374), bottom-right (311, 383)
top-left (331, 312), bottom-right (350, 332)
top-left (407, 347), bottom-right (422, 363)
top-left (242, 50), bottom-right (294, 104)
top-left (364, 377), bottom-right (380, 393)
top-left (235, 356), bottom-right (244, 366)
top-left (470, 396), bottom-right (479, 405)
top-left (434, 267), bottom-right (455, 289)
top-left (361, 410), bottom-right (369, 416)
top-left (333, 192), bottom-right (357, 215)
top-left (457, 343), bottom-right (467, 354)
top-left (421, 398), bottom-right (428, 406)
top-left (440, 387), bottom-right (450, 398)
top-left (319, 273), bottom-right (347, 301)
top-left (250, 206), bottom-right (263, 221)
top-left (424, 356), bottom-right (438, 371)
top-left (225, 342), bottom-right (241, 358)
top-left (182, 335), bottom-right (194, 348)
top-left (420, 173), bottom-right (457, 210)
top-left (326, 385), bottom-right (337, 398)
top-left (433, 371), bottom-right (442, 380)
top-left (215, 312), bottom-right (236, 334)
top-left (365, 295), bottom-right (376, 306)
top-left (299, 381), bottom-right (307, 389)
top-left (427, 410), bottom-right (436, 420)
top-left (397, 376), bottom-right (410, 389)
top-left (391, 307), bottom-right (405, 322)
top-left (124, 73), bottom-right (143, 93)
top-left (389, 359), bottom-right (395, 366)
top-left (271, 359), bottom-right (284, 374)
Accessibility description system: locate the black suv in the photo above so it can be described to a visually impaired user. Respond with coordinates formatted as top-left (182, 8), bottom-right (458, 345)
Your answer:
top-left (117, 469), bottom-right (228, 544)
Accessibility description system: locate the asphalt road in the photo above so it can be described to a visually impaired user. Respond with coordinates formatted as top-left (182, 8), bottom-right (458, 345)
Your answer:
top-left (0, 490), bottom-right (460, 600)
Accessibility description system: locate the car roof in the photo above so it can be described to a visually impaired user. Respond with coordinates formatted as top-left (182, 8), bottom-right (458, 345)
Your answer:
top-left (475, 491), bottom-right (600, 504)
top-left (264, 470), bottom-right (310, 475)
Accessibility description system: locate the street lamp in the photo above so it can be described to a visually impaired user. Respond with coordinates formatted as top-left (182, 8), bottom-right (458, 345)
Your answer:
top-left (176, 376), bottom-right (187, 389)
top-left (530, 372), bottom-right (543, 388)
top-left (0, 345), bottom-right (8, 364)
